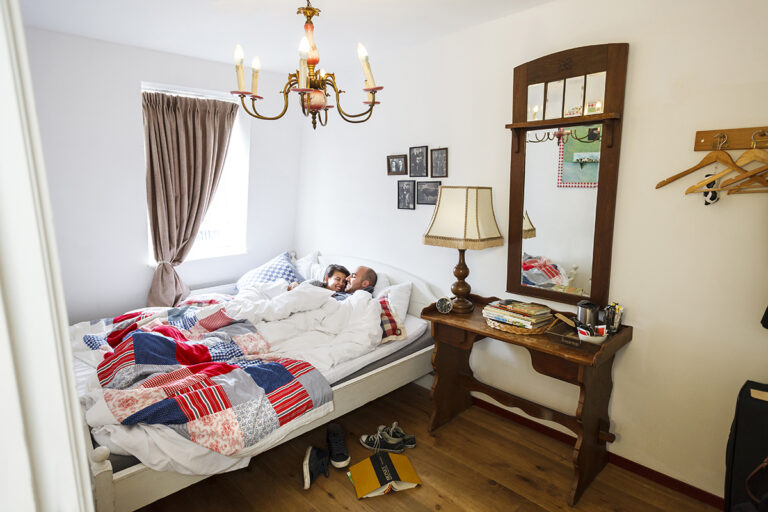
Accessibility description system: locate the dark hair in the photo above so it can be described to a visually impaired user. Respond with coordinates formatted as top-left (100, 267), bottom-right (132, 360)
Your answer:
top-left (361, 267), bottom-right (378, 287)
top-left (324, 264), bottom-right (350, 279)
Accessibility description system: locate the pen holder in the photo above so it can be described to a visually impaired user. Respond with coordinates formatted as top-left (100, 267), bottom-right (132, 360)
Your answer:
top-left (603, 304), bottom-right (623, 333)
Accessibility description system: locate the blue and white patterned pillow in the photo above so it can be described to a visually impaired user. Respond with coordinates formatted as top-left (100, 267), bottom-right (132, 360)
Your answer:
top-left (236, 252), bottom-right (300, 291)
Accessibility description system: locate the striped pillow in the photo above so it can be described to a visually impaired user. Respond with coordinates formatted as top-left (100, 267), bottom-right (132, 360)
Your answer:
top-left (379, 295), bottom-right (407, 343)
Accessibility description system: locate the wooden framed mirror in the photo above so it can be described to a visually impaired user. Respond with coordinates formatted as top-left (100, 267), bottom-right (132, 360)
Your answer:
top-left (506, 44), bottom-right (629, 306)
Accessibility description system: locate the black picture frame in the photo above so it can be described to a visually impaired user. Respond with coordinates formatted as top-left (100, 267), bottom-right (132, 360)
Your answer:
top-left (430, 148), bottom-right (448, 178)
top-left (417, 181), bottom-right (442, 205)
top-left (387, 154), bottom-right (407, 175)
top-left (397, 180), bottom-right (415, 209)
top-left (408, 145), bottom-right (428, 177)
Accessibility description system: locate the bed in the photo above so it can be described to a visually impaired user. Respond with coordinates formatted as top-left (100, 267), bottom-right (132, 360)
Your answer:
top-left (76, 253), bottom-right (443, 512)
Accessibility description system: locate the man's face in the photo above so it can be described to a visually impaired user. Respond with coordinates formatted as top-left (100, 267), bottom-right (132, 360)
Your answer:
top-left (345, 267), bottom-right (368, 292)
top-left (324, 271), bottom-right (347, 292)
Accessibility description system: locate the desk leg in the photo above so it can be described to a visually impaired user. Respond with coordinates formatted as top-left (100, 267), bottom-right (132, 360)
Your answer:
top-left (429, 340), bottom-right (473, 432)
top-left (569, 355), bottom-right (615, 505)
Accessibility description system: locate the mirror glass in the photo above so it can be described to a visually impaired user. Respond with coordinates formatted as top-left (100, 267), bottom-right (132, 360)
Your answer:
top-left (521, 124), bottom-right (602, 297)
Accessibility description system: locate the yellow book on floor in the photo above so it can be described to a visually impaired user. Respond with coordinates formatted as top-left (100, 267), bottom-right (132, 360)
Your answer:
top-left (347, 452), bottom-right (421, 499)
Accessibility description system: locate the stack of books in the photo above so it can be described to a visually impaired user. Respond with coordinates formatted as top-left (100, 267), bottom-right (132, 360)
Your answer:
top-left (482, 300), bottom-right (553, 329)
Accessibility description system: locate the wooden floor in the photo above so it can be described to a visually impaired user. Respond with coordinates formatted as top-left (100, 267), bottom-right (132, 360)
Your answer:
top-left (141, 384), bottom-right (715, 512)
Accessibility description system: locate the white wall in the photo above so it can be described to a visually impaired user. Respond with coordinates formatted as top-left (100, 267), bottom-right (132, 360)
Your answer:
top-left (294, 0), bottom-right (768, 496)
top-left (25, 28), bottom-right (303, 322)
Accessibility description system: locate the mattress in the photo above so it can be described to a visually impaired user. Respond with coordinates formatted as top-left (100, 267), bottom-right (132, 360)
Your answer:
top-left (74, 314), bottom-right (432, 473)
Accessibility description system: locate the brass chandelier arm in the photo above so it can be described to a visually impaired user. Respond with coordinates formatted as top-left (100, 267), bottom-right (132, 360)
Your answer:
top-left (318, 107), bottom-right (329, 127)
top-left (324, 75), bottom-right (377, 122)
top-left (239, 74), bottom-right (298, 121)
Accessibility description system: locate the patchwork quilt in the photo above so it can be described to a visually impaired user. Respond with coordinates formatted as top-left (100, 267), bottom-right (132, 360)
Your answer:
top-left (72, 282), bottom-right (384, 459)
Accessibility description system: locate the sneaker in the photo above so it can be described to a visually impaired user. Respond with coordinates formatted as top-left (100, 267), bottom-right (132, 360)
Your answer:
top-left (302, 446), bottom-right (329, 490)
top-left (384, 421), bottom-right (416, 449)
top-left (326, 423), bottom-right (350, 469)
top-left (359, 425), bottom-right (405, 453)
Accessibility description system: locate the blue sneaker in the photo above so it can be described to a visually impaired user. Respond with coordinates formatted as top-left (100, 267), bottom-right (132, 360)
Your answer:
top-left (302, 446), bottom-right (329, 490)
top-left (326, 423), bottom-right (351, 469)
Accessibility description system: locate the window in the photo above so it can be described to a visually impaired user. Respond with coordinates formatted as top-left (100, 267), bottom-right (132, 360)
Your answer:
top-left (142, 83), bottom-right (250, 262)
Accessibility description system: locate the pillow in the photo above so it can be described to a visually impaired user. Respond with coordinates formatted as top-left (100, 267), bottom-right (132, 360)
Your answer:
top-left (379, 295), bottom-right (407, 343)
top-left (295, 250), bottom-right (323, 282)
top-left (376, 281), bottom-right (412, 321)
top-left (236, 251), bottom-right (300, 291)
top-left (372, 272), bottom-right (391, 297)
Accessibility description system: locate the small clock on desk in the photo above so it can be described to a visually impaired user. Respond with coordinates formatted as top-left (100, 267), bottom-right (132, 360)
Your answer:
top-left (436, 297), bottom-right (453, 314)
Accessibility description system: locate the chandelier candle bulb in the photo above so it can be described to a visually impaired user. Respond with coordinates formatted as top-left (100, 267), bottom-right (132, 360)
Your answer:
top-left (251, 56), bottom-right (261, 96)
top-left (233, 44), bottom-right (245, 91)
top-left (298, 37), bottom-right (310, 89)
top-left (357, 43), bottom-right (375, 87)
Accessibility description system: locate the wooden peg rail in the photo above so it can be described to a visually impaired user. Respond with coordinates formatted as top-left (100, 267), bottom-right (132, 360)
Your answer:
top-left (694, 126), bottom-right (768, 151)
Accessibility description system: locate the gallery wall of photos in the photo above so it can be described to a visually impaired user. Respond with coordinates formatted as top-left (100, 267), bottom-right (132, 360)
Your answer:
top-left (388, 146), bottom-right (448, 210)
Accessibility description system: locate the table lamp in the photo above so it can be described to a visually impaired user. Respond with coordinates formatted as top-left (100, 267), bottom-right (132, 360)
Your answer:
top-left (423, 186), bottom-right (504, 313)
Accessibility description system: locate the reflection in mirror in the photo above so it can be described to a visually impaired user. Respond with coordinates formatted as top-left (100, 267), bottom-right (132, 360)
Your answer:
top-left (521, 125), bottom-right (602, 297)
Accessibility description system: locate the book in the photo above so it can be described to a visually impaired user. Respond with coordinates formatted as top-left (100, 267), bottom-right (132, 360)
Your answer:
top-left (482, 310), bottom-right (551, 329)
top-left (484, 304), bottom-right (553, 323)
top-left (347, 452), bottom-right (421, 499)
top-left (491, 300), bottom-right (551, 317)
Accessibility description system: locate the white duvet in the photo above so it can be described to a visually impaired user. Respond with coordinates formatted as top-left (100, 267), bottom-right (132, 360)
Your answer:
top-left (226, 280), bottom-right (384, 372)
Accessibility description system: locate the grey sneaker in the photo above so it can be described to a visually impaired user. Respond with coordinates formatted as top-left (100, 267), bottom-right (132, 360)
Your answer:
top-left (302, 446), bottom-right (329, 490)
top-left (359, 425), bottom-right (405, 453)
top-left (385, 421), bottom-right (416, 449)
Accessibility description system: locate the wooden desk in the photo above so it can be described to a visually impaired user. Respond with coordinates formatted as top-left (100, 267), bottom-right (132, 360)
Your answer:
top-left (422, 295), bottom-right (632, 505)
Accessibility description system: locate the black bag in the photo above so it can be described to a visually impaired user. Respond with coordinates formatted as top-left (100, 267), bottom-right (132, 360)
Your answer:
top-left (725, 381), bottom-right (768, 511)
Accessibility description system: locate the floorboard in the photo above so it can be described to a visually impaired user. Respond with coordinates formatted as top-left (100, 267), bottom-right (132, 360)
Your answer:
top-left (140, 384), bottom-right (716, 512)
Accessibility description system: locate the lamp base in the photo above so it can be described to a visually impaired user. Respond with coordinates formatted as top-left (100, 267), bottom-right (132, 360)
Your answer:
top-left (450, 249), bottom-right (474, 314)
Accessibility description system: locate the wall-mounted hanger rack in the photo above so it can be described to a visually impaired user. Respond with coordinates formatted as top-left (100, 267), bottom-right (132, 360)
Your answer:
top-left (693, 126), bottom-right (768, 151)
top-left (656, 128), bottom-right (768, 197)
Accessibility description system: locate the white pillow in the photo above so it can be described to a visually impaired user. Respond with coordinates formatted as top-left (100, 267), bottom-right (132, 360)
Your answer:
top-left (295, 250), bottom-right (323, 282)
top-left (372, 272), bottom-right (391, 297)
top-left (375, 281), bottom-right (412, 320)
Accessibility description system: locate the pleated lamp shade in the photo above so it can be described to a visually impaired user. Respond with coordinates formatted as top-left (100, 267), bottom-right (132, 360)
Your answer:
top-left (423, 186), bottom-right (504, 250)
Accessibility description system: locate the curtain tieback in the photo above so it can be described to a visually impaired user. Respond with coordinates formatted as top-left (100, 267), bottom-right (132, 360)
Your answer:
top-left (157, 260), bottom-right (173, 266)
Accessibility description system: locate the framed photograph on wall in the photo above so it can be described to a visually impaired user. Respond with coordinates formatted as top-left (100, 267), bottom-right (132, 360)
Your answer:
top-left (397, 180), bottom-right (415, 209)
top-left (416, 181), bottom-right (441, 205)
top-left (409, 145), bottom-right (428, 177)
top-left (387, 154), bottom-right (407, 175)
top-left (430, 148), bottom-right (448, 178)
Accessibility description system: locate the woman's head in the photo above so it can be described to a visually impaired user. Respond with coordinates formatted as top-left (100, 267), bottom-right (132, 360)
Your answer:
top-left (323, 264), bottom-right (350, 292)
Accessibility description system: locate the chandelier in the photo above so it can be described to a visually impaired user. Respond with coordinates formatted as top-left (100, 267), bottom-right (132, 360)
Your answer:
top-left (231, 1), bottom-right (383, 129)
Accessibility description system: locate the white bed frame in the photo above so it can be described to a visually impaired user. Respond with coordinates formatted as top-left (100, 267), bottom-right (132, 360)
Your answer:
top-left (86, 254), bottom-right (443, 512)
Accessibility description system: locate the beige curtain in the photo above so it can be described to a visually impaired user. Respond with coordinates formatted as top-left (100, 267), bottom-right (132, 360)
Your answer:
top-left (142, 92), bottom-right (238, 307)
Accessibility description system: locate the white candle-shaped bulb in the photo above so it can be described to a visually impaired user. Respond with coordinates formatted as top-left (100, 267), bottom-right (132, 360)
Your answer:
top-left (319, 68), bottom-right (327, 78)
top-left (357, 43), bottom-right (375, 88)
top-left (233, 44), bottom-right (245, 91)
top-left (298, 37), bottom-right (310, 88)
top-left (357, 43), bottom-right (368, 61)
top-left (298, 37), bottom-right (310, 59)
top-left (251, 56), bottom-right (261, 96)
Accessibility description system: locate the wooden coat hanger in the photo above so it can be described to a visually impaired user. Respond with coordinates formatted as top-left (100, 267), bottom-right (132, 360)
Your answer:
top-left (655, 150), bottom-right (741, 189)
top-left (655, 134), bottom-right (738, 189)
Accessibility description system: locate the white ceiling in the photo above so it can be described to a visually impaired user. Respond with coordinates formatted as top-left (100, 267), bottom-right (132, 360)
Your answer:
top-left (20, 0), bottom-right (550, 72)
